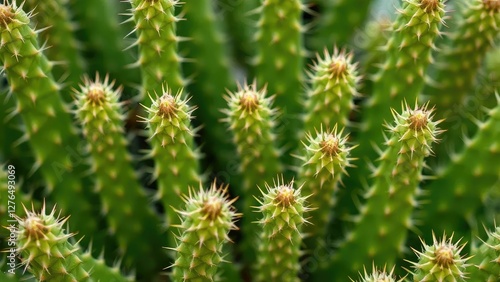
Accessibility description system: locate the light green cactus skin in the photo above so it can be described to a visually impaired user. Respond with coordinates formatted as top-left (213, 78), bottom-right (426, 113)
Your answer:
top-left (129, 0), bottom-right (184, 107)
top-left (16, 206), bottom-right (130, 282)
top-left (254, 179), bottom-right (308, 282)
top-left (420, 96), bottom-right (500, 239)
top-left (74, 76), bottom-right (167, 277)
top-left (24, 0), bottom-right (85, 101)
top-left (352, 266), bottom-right (403, 282)
top-left (410, 234), bottom-right (469, 282)
top-left (222, 83), bottom-right (282, 254)
top-left (255, 0), bottom-right (304, 160)
top-left (171, 183), bottom-right (239, 281)
top-left (297, 127), bottom-right (353, 249)
top-left (352, 0), bottom-right (445, 183)
top-left (322, 104), bottom-right (441, 280)
top-left (0, 3), bottom-right (98, 243)
top-left (309, 0), bottom-right (373, 51)
top-left (468, 226), bottom-right (500, 281)
top-left (425, 0), bottom-right (500, 156)
top-left (142, 90), bottom-right (201, 233)
top-left (177, 0), bottom-right (236, 172)
top-left (303, 49), bottom-right (359, 135)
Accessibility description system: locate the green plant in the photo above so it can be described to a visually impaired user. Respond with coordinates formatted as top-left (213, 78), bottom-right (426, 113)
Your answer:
top-left (1, 0), bottom-right (499, 281)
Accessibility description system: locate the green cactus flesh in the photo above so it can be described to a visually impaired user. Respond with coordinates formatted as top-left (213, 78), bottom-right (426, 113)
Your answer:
top-left (469, 226), bottom-right (500, 281)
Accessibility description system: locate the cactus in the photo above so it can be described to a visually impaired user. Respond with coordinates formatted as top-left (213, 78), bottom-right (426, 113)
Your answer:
top-left (469, 226), bottom-right (500, 280)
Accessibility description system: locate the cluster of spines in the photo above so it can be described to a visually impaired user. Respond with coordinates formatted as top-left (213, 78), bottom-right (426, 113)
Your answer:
top-left (409, 234), bottom-right (470, 281)
top-left (128, 0), bottom-right (184, 107)
top-left (0, 2), bottom-right (98, 242)
top-left (325, 103), bottom-right (441, 280)
top-left (254, 178), bottom-right (309, 282)
top-left (15, 204), bottom-right (131, 281)
top-left (141, 88), bottom-right (201, 236)
top-left (74, 75), bottom-right (167, 277)
top-left (303, 48), bottom-right (359, 134)
top-left (469, 226), bottom-right (500, 280)
top-left (351, 265), bottom-right (403, 282)
top-left (297, 126), bottom-right (354, 249)
top-left (171, 182), bottom-right (239, 281)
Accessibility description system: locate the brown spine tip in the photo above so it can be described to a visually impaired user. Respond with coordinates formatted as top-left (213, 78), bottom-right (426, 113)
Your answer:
top-left (158, 94), bottom-right (177, 118)
top-left (484, 0), bottom-right (500, 11)
top-left (434, 244), bottom-right (455, 267)
top-left (239, 90), bottom-right (260, 111)
top-left (203, 195), bottom-right (223, 221)
top-left (275, 185), bottom-right (295, 207)
top-left (329, 58), bottom-right (348, 78)
top-left (420, 0), bottom-right (440, 12)
top-left (86, 84), bottom-right (106, 104)
top-left (23, 215), bottom-right (47, 240)
top-left (0, 4), bottom-right (14, 27)
top-left (320, 134), bottom-right (340, 156)
top-left (408, 110), bottom-right (428, 130)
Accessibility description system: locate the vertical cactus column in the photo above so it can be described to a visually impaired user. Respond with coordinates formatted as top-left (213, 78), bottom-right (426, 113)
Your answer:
top-left (74, 75), bottom-right (167, 277)
top-left (409, 234), bottom-right (470, 281)
top-left (0, 3), bottom-right (98, 242)
top-left (322, 103), bottom-right (442, 280)
top-left (171, 182), bottom-right (239, 281)
top-left (297, 126), bottom-right (354, 249)
top-left (141, 89), bottom-right (201, 232)
top-left (255, 0), bottom-right (305, 162)
top-left (128, 0), bottom-right (184, 107)
top-left (352, 0), bottom-right (445, 183)
top-left (254, 178), bottom-right (309, 282)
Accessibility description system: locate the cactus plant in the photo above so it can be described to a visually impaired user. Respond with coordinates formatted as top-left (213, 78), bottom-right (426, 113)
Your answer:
top-left (1, 0), bottom-right (500, 281)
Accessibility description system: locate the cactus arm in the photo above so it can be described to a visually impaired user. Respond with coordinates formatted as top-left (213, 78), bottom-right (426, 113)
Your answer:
top-left (141, 89), bottom-right (201, 234)
top-left (0, 3), bottom-right (98, 243)
top-left (321, 103), bottom-right (441, 280)
top-left (254, 179), bottom-right (309, 282)
top-left (171, 182), bottom-right (239, 281)
top-left (468, 226), bottom-right (500, 281)
top-left (74, 75), bottom-right (167, 277)
top-left (176, 0), bottom-right (236, 172)
top-left (255, 0), bottom-right (305, 160)
top-left (128, 0), bottom-right (184, 107)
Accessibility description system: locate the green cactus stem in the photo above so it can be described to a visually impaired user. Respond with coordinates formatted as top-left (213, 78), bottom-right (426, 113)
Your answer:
top-left (323, 102), bottom-right (442, 280)
top-left (16, 204), bottom-right (131, 282)
top-left (297, 125), bottom-right (354, 249)
top-left (24, 0), bottom-right (85, 100)
top-left (74, 75), bottom-right (167, 277)
top-left (141, 88), bottom-right (201, 232)
top-left (171, 182), bottom-right (239, 281)
top-left (128, 0), bottom-right (184, 107)
top-left (409, 233), bottom-right (470, 281)
top-left (352, 0), bottom-right (445, 184)
top-left (352, 265), bottom-right (403, 282)
top-left (303, 48), bottom-right (359, 135)
top-left (0, 2), bottom-right (98, 243)
top-left (255, 0), bottom-right (305, 161)
top-left (469, 226), bottom-right (500, 281)
top-left (254, 178), bottom-right (309, 282)
top-left (176, 0), bottom-right (236, 172)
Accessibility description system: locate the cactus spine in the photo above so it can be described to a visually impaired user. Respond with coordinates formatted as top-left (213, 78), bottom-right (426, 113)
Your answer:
top-left (171, 182), bottom-right (239, 281)
top-left (469, 226), bottom-right (500, 280)
top-left (254, 178), bottom-right (309, 282)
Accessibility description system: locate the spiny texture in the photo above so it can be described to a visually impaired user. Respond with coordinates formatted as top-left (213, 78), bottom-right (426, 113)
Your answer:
top-left (129, 0), bottom-right (184, 107)
top-left (327, 103), bottom-right (441, 280)
top-left (352, 266), bottom-right (403, 282)
top-left (353, 0), bottom-right (445, 182)
top-left (16, 205), bottom-right (131, 282)
top-left (176, 0), bottom-right (236, 172)
top-left (469, 226), bottom-right (500, 281)
top-left (254, 178), bottom-right (309, 282)
top-left (74, 75), bottom-right (167, 277)
top-left (420, 96), bottom-right (500, 239)
top-left (255, 0), bottom-right (304, 160)
top-left (172, 182), bottom-right (239, 281)
top-left (24, 0), bottom-right (85, 99)
top-left (303, 48), bottom-right (359, 134)
top-left (297, 126), bottom-right (354, 249)
top-left (142, 89), bottom-right (201, 230)
top-left (410, 234), bottom-right (470, 282)
top-left (0, 3), bottom-right (97, 241)
top-left (223, 82), bottom-right (282, 227)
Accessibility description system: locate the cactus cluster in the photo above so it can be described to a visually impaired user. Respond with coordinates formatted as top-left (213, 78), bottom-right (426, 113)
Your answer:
top-left (1, 0), bottom-right (500, 281)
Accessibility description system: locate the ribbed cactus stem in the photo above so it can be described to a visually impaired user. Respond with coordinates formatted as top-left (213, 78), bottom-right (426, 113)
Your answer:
top-left (469, 226), bottom-right (500, 280)
top-left (409, 233), bottom-right (470, 281)
top-left (254, 178), bottom-right (309, 282)
top-left (141, 88), bottom-right (201, 231)
top-left (171, 182), bottom-right (239, 281)
top-left (325, 102), bottom-right (442, 280)
top-left (297, 125), bottom-right (354, 249)
top-left (352, 265), bottom-right (403, 282)
top-left (128, 0), bottom-right (184, 106)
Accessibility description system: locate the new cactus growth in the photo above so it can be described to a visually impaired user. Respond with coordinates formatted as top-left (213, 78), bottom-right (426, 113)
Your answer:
top-left (171, 182), bottom-right (239, 281)
top-left (352, 265), bottom-right (403, 282)
top-left (254, 178), bottom-right (309, 282)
